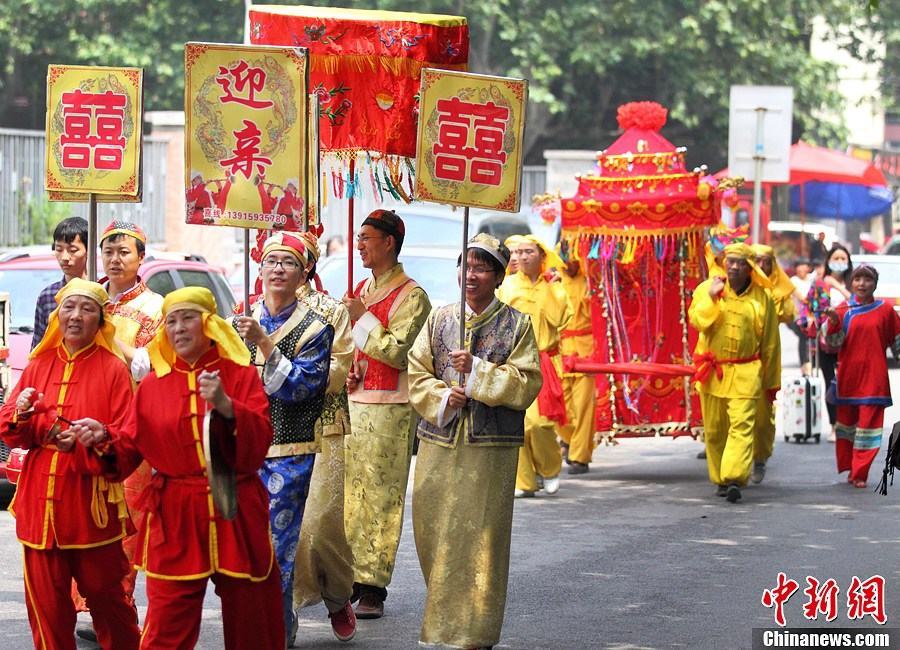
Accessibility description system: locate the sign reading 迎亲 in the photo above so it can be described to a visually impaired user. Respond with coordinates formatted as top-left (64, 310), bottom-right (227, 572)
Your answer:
top-left (184, 42), bottom-right (310, 231)
top-left (45, 65), bottom-right (143, 198)
top-left (415, 69), bottom-right (527, 212)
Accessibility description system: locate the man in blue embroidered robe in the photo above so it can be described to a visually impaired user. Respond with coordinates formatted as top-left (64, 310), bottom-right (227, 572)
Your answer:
top-left (234, 232), bottom-right (333, 646)
top-left (408, 234), bottom-right (542, 649)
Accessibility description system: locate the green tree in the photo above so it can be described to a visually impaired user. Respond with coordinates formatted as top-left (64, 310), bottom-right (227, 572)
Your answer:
top-left (1, 0), bottom-right (895, 169)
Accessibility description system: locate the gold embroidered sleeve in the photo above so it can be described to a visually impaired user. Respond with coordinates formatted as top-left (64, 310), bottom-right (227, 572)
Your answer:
top-left (327, 302), bottom-right (353, 394)
top-left (360, 287), bottom-right (432, 370)
top-left (469, 314), bottom-right (542, 410)
top-left (407, 311), bottom-right (447, 427)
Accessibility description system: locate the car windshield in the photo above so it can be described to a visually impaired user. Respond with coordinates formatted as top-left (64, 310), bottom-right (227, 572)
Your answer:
top-left (317, 252), bottom-right (460, 307)
top-left (0, 269), bottom-right (62, 331)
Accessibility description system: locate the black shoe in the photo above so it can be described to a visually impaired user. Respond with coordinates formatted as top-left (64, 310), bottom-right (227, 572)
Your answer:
top-left (76, 624), bottom-right (97, 642)
top-left (726, 483), bottom-right (742, 503)
top-left (568, 461), bottom-right (589, 475)
top-left (696, 449), bottom-right (707, 459)
top-left (716, 484), bottom-right (727, 497)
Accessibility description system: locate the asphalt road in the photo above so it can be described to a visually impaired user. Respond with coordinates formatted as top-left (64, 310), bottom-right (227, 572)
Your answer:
top-left (0, 330), bottom-right (897, 649)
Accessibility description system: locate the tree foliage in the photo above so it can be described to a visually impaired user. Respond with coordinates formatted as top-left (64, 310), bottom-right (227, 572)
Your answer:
top-left (0, 0), bottom-right (894, 169)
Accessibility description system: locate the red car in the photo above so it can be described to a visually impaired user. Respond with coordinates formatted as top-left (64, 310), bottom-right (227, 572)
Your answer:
top-left (0, 252), bottom-right (237, 495)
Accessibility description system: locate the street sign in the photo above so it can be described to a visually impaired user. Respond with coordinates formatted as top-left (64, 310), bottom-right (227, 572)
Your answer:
top-left (45, 65), bottom-right (143, 198)
top-left (415, 69), bottom-right (528, 212)
top-left (728, 85), bottom-right (794, 243)
top-left (727, 85), bottom-right (793, 183)
top-left (184, 42), bottom-right (310, 231)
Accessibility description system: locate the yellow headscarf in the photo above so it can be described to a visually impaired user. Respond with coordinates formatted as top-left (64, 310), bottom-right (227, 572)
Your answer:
top-left (519, 234), bottom-right (565, 275)
top-left (503, 235), bottom-right (528, 275)
top-left (750, 244), bottom-right (795, 300)
top-left (30, 279), bottom-right (123, 361)
top-left (147, 287), bottom-right (250, 377)
top-left (704, 242), bottom-right (726, 278)
top-left (723, 243), bottom-right (772, 289)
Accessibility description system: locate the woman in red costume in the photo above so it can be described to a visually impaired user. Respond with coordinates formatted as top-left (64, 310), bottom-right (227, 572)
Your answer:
top-left (0, 278), bottom-right (140, 650)
top-left (69, 286), bottom-right (284, 649)
top-left (822, 264), bottom-right (900, 487)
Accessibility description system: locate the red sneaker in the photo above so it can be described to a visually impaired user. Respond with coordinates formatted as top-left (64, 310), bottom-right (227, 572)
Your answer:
top-left (329, 600), bottom-right (357, 642)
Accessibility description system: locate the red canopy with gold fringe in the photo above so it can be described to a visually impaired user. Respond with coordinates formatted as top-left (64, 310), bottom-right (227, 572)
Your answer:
top-left (559, 102), bottom-right (720, 439)
top-left (250, 5), bottom-right (468, 159)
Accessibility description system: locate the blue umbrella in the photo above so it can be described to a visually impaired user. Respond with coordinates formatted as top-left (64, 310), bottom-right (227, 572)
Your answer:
top-left (790, 181), bottom-right (894, 220)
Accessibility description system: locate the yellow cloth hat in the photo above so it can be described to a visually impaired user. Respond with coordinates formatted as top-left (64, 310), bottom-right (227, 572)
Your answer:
top-left (751, 244), bottom-right (795, 300)
top-left (147, 287), bottom-right (250, 377)
top-left (723, 243), bottom-right (771, 289)
top-left (30, 279), bottom-right (123, 361)
top-left (704, 242), bottom-right (726, 278)
top-left (504, 235), bottom-right (528, 250)
top-left (520, 234), bottom-right (565, 274)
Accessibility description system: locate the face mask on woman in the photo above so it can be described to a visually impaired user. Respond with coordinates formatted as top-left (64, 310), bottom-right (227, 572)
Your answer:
top-left (830, 261), bottom-right (848, 274)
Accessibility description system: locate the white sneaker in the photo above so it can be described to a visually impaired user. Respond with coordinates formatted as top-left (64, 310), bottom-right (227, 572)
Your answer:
top-left (543, 475), bottom-right (560, 495)
top-left (514, 489), bottom-right (535, 498)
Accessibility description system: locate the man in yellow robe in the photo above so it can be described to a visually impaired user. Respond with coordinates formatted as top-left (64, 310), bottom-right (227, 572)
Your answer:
top-left (292, 232), bottom-right (357, 641)
top-left (497, 235), bottom-right (570, 497)
top-left (408, 234), bottom-right (541, 649)
top-left (750, 243), bottom-right (796, 484)
top-left (342, 209), bottom-right (431, 619)
top-left (689, 243), bottom-right (780, 503)
top-left (558, 256), bottom-right (596, 474)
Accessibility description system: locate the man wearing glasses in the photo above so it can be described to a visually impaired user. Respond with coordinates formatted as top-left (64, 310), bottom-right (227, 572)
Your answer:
top-left (234, 232), bottom-right (334, 645)
top-left (341, 209), bottom-right (431, 619)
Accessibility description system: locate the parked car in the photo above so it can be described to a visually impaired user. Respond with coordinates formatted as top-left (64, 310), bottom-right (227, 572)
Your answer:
top-left (0, 252), bottom-right (237, 387)
top-left (881, 235), bottom-right (900, 256)
top-left (0, 252), bottom-right (237, 500)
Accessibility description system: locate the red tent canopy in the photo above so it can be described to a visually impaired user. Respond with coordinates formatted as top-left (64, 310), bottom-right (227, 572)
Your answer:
top-left (716, 141), bottom-right (888, 186)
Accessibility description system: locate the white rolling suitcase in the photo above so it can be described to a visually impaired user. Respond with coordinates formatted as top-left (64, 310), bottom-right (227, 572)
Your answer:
top-left (781, 375), bottom-right (826, 443)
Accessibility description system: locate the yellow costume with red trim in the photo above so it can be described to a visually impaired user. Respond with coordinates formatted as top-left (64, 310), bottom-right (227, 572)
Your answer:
top-left (558, 266), bottom-right (596, 466)
top-left (750, 244), bottom-right (796, 465)
top-left (0, 279), bottom-right (140, 650)
top-left (689, 244), bottom-right (781, 488)
top-left (497, 236), bottom-right (571, 492)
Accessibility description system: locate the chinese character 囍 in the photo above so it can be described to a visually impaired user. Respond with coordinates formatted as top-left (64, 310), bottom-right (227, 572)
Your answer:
top-left (59, 89), bottom-right (127, 171)
top-left (432, 97), bottom-right (510, 187)
top-left (802, 577), bottom-right (840, 622)
top-left (216, 61), bottom-right (274, 110)
top-left (761, 572), bottom-right (800, 627)
top-left (847, 575), bottom-right (886, 625)
top-left (220, 120), bottom-right (272, 180)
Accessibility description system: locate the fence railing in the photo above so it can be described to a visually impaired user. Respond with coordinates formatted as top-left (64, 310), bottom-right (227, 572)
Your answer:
top-left (0, 128), bottom-right (168, 247)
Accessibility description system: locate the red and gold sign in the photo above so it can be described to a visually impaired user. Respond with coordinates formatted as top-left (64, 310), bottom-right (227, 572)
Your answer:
top-left (415, 69), bottom-right (527, 212)
top-left (45, 65), bottom-right (143, 198)
top-left (249, 5), bottom-right (468, 158)
top-left (184, 42), bottom-right (310, 231)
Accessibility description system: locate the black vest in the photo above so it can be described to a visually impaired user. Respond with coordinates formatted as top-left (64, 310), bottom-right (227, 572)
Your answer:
top-left (245, 310), bottom-right (327, 447)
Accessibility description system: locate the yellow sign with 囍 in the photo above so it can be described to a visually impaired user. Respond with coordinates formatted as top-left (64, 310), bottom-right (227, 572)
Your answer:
top-left (184, 42), bottom-right (310, 231)
top-left (45, 65), bottom-right (143, 197)
top-left (415, 69), bottom-right (528, 212)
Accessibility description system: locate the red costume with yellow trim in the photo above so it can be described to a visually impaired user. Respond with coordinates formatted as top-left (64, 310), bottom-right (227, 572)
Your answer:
top-left (0, 278), bottom-right (140, 650)
top-left (92, 287), bottom-right (284, 649)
